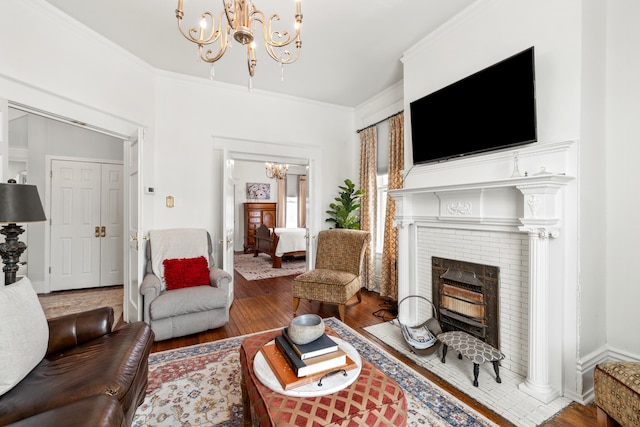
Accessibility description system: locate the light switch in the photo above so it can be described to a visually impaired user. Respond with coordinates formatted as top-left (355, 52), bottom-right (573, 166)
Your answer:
top-left (166, 195), bottom-right (174, 208)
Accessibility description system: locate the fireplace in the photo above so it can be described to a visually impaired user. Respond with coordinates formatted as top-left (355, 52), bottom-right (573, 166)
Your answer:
top-left (390, 158), bottom-right (576, 403)
top-left (432, 257), bottom-right (499, 350)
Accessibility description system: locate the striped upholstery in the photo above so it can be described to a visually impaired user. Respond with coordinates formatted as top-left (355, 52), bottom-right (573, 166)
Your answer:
top-left (293, 229), bottom-right (370, 321)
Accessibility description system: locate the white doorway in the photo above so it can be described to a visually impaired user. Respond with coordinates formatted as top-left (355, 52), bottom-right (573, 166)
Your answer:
top-left (213, 136), bottom-right (323, 282)
top-left (49, 159), bottom-right (124, 290)
top-left (4, 104), bottom-right (138, 295)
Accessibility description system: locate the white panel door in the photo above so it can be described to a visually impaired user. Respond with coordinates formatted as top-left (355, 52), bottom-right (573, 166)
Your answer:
top-left (221, 149), bottom-right (235, 305)
top-left (100, 163), bottom-right (124, 286)
top-left (124, 130), bottom-right (143, 322)
top-left (50, 160), bottom-right (102, 290)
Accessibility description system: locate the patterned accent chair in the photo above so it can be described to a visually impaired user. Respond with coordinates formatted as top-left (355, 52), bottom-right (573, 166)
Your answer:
top-left (594, 361), bottom-right (640, 427)
top-left (292, 229), bottom-right (370, 322)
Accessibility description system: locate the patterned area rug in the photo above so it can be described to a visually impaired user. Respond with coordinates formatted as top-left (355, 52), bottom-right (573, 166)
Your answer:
top-left (133, 318), bottom-right (498, 427)
top-left (234, 253), bottom-right (306, 281)
top-left (38, 286), bottom-right (123, 327)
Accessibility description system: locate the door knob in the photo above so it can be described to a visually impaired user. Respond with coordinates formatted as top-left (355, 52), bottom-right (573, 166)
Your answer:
top-left (100, 226), bottom-right (106, 237)
top-left (95, 226), bottom-right (100, 238)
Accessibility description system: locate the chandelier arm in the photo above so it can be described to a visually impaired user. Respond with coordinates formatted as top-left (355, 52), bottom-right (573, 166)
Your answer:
top-left (264, 45), bottom-right (301, 65)
top-left (263, 14), bottom-right (294, 48)
top-left (222, 0), bottom-right (235, 28)
top-left (200, 29), bottom-right (229, 63)
top-left (176, 11), bottom-right (222, 45)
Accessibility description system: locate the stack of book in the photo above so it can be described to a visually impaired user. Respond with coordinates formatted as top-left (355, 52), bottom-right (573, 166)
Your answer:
top-left (260, 328), bottom-right (357, 390)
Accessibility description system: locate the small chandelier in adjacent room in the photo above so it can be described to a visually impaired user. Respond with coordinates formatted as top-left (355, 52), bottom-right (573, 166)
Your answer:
top-left (175, 0), bottom-right (303, 79)
top-left (265, 162), bottom-right (288, 180)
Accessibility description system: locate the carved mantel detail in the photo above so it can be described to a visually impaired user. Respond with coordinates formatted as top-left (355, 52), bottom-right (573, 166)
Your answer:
top-left (447, 201), bottom-right (472, 216)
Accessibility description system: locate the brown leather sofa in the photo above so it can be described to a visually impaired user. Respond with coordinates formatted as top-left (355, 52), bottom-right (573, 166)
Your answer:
top-left (0, 307), bottom-right (154, 426)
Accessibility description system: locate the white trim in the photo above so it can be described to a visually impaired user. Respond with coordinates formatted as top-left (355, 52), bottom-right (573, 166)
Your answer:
top-left (212, 135), bottom-right (323, 268)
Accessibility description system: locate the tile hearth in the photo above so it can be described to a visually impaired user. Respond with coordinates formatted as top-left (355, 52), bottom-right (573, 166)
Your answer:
top-left (365, 321), bottom-right (571, 427)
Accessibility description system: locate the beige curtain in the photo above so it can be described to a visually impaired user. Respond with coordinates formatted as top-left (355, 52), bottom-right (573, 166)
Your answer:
top-left (276, 177), bottom-right (286, 227)
top-left (298, 175), bottom-right (307, 227)
top-left (380, 113), bottom-right (404, 300)
top-left (358, 127), bottom-right (377, 291)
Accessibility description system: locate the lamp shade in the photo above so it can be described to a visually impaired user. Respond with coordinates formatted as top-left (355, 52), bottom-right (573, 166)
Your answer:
top-left (0, 182), bottom-right (46, 223)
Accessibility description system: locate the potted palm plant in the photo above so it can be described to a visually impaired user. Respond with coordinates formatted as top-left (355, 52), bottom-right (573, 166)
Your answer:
top-left (325, 179), bottom-right (364, 229)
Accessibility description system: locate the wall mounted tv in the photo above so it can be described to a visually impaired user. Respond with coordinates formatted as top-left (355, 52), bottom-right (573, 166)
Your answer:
top-left (410, 47), bottom-right (537, 165)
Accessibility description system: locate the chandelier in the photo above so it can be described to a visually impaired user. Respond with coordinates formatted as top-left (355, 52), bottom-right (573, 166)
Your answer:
top-left (265, 162), bottom-right (288, 180)
top-left (175, 0), bottom-right (303, 78)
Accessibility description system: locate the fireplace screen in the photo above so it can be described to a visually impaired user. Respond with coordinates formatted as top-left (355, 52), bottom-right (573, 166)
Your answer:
top-left (432, 257), bottom-right (500, 349)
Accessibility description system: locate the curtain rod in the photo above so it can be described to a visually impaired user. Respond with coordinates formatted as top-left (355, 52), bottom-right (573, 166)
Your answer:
top-left (356, 110), bottom-right (404, 134)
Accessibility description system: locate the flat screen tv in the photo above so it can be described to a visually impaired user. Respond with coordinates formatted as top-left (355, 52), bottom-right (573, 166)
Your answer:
top-left (410, 47), bottom-right (537, 165)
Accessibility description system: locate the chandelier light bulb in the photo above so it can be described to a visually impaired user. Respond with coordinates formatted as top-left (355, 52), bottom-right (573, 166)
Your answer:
top-left (200, 18), bottom-right (207, 29)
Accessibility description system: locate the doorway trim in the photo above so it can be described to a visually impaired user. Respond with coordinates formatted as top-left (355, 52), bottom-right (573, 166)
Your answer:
top-left (212, 136), bottom-right (323, 272)
top-left (3, 100), bottom-right (144, 294)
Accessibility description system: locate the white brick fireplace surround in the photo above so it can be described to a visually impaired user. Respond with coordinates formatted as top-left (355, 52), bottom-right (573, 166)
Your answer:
top-left (390, 141), bottom-right (576, 404)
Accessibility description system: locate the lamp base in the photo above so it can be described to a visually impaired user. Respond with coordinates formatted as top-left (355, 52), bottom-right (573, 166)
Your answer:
top-left (0, 223), bottom-right (27, 285)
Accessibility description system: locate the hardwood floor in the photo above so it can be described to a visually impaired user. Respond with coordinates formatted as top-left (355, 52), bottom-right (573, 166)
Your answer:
top-left (150, 269), bottom-right (596, 426)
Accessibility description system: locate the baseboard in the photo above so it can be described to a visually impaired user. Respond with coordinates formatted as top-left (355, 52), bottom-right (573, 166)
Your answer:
top-left (573, 345), bottom-right (608, 405)
top-left (572, 345), bottom-right (640, 404)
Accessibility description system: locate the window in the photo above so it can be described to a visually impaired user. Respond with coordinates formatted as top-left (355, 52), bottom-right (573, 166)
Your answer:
top-left (286, 196), bottom-right (298, 228)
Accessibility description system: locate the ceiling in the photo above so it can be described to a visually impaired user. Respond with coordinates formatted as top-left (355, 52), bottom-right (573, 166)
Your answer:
top-left (44, 0), bottom-right (476, 107)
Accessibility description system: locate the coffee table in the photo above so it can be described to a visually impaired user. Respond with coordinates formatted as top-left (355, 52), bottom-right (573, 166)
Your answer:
top-left (240, 327), bottom-right (407, 426)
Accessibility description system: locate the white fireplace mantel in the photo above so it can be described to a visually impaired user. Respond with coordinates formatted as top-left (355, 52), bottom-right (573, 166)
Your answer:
top-left (390, 173), bottom-right (575, 403)
top-left (390, 174), bottom-right (574, 231)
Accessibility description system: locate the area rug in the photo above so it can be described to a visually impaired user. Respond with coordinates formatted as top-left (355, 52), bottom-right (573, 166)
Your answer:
top-left (364, 321), bottom-right (572, 427)
top-left (133, 317), bottom-right (498, 427)
top-left (234, 253), bottom-right (306, 281)
top-left (38, 285), bottom-right (123, 327)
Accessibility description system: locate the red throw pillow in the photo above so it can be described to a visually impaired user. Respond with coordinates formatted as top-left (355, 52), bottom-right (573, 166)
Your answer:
top-left (162, 256), bottom-right (210, 290)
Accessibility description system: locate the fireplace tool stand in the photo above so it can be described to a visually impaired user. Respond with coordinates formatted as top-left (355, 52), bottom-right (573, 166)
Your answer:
top-left (397, 295), bottom-right (442, 356)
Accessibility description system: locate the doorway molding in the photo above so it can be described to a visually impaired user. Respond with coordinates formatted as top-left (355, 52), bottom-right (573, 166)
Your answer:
top-left (212, 135), bottom-right (323, 270)
top-left (2, 100), bottom-right (144, 294)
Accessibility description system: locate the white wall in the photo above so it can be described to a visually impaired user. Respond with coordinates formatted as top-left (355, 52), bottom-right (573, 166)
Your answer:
top-left (402, 3), bottom-right (585, 397)
top-left (152, 72), bottom-right (354, 259)
top-left (0, 1), bottom-right (356, 273)
top-left (355, 0), bottom-right (633, 401)
top-left (0, 0), bottom-right (157, 245)
top-left (605, 0), bottom-right (640, 357)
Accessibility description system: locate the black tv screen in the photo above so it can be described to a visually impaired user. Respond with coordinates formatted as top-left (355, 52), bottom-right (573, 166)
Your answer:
top-left (410, 47), bottom-right (537, 165)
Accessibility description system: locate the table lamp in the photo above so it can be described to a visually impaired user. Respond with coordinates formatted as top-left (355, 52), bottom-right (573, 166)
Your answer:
top-left (0, 179), bottom-right (46, 285)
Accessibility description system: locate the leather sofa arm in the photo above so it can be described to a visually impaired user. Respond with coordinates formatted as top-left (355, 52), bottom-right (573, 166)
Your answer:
top-left (46, 307), bottom-right (114, 357)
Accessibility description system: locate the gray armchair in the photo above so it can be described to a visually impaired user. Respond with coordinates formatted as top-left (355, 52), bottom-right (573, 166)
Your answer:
top-left (140, 228), bottom-right (232, 341)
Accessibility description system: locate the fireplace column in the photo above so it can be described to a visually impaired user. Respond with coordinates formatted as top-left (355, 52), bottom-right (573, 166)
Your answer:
top-left (516, 182), bottom-right (567, 404)
top-left (518, 225), bottom-right (561, 403)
